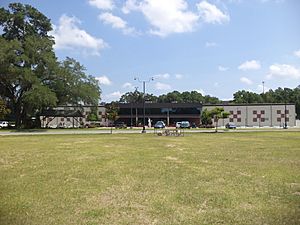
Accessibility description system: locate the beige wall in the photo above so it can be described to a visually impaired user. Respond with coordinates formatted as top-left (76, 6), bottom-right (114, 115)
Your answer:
top-left (203, 104), bottom-right (296, 127)
top-left (40, 105), bottom-right (107, 128)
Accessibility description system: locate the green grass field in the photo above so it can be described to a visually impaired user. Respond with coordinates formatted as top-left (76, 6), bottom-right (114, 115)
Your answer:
top-left (0, 132), bottom-right (299, 225)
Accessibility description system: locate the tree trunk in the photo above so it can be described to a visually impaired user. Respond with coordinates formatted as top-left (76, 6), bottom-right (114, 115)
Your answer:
top-left (215, 119), bottom-right (218, 133)
top-left (14, 103), bottom-right (23, 129)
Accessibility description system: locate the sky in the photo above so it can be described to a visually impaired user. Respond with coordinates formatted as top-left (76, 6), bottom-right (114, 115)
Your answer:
top-left (1, 0), bottom-right (300, 102)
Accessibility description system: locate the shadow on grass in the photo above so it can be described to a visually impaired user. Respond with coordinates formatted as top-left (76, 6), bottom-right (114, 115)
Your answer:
top-left (12, 129), bottom-right (48, 133)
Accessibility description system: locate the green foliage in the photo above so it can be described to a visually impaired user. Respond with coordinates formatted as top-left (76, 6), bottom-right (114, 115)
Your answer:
top-left (105, 102), bottom-right (119, 122)
top-left (119, 90), bottom-right (156, 103)
top-left (51, 57), bottom-right (101, 106)
top-left (0, 3), bottom-right (57, 127)
top-left (105, 102), bottom-right (119, 133)
top-left (0, 99), bottom-right (11, 119)
top-left (0, 4), bottom-right (101, 127)
top-left (200, 108), bottom-right (212, 125)
top-left (120, 90), bottom-right (221, 104)
top-left (208, 107), bottom-right (230, 132)
top-left (123, 90), bottom-right (143, 103)
top-left (87, 107), bottom-right (99, 121)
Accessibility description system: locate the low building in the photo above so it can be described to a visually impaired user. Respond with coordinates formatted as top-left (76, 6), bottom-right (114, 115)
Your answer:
top-left (117, 103), bottom-right (202, 127)
top-left (203, 103), bottom-right (296, 127)
top-left (39, 103), bottom-right (297, 128)
top-left (40, 105), bottom-right (107, 128)
top-left (117, 103), bottom-right (296, 128)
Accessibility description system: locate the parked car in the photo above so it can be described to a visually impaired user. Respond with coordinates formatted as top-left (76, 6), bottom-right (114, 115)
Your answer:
top-left (8, 122), bottom-right (15, 128)
top-left (225, 123), bottom-right (237, 129)
top-left (176, 122), bottom-right (181, 128)
top-left (180, 121), bottom-right (190, 129)
top-left (154, 121), bottom-right (165, 129)
top-left (0, 121), bottom-right (9, 128)
top-left (115, 122), bottom-right (127, 129)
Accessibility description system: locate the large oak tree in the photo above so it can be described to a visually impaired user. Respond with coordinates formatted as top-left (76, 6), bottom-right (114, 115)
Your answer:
top-left (0, 3), bottom-right (101, 127)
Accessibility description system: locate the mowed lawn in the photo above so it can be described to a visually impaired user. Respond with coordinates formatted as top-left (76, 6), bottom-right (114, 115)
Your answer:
top-left (0, 132), bottom-right (299, 225)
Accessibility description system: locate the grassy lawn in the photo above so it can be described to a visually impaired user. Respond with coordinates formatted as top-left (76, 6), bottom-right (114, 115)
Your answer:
top-left (0, 132), bottom-right (299, 225)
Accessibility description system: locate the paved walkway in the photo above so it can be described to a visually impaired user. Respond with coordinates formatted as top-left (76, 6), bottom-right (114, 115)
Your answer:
top-left (0, 128), bottom-right (299, 136)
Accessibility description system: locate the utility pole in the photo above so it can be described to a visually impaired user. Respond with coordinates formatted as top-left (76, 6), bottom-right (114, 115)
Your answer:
top-left (262, 81), bottom-right (265, 94)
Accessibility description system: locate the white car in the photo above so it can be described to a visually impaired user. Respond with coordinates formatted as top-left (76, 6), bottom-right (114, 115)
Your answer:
top-left (0, 121), bottom-right (9, 128)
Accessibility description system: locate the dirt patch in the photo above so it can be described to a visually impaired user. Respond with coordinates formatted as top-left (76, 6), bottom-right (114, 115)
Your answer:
top-left (165, 156), bottom-right (183, 163)
top-left (166, 144), bottom-right (176, 148)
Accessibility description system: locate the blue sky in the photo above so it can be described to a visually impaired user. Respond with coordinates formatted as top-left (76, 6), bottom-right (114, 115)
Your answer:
top-left (1, 0), bottom-right (300, 102)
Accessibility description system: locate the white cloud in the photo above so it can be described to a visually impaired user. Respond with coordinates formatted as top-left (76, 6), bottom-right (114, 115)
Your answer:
top-left (122, 0), bottom-right (199, 37)
top-left (260, 0), bottom-right (285, 3)
top-left (267, 64), bottom-right (300, 79)
top-left (122, 0), bottom-right (139, 14)
top-left (214, 82), bottom-right (220, 87)
top-left (155, 82), bottom-right (171, 90)
top-left (122, 82), bottom-right (134, 89)
top-left (175, 74), bottom-right (183, 79)
top-left (98, 12), bottom-right (137, 35)
top-left (205, 42), bottom-right (217, 47)
top-left (238, 60), bottom-right (261, 71)
top-left (294, 49), bottom-right (300, 58)
top-left (197, 1), bottom-right (230, 24)
top-left (218, 66), bottom-right (229, 71)
top-left (88, 0), bottom-right (114, 10)
top-left (96, 76), bottom-right (112, 85)
top-left (240, 77), bottom-right (253, 85)
top-left (105, 91), bottom-right (123, 101)
top-left (154, 73), bottom-right (170, 79)
top-left (51, 15), bottom-right (107, 56)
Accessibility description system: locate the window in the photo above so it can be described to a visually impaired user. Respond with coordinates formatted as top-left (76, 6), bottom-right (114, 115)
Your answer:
top-left (237, 110), bottom-right (241, 115)
top-left (277, 110), bottom-right (281, 114)
top-left (98, 111), bottom-right (102, 115)
top-left (277, 118), bottom-right (281, 122)
top-left (285, 110), bottom-right (289, 114)
top-left (233, 114), bottom-right (237, 118)
top-left (253, 118), bottom-right (257, 122)
top-left (67, 118), bottom-right (71, 122)
top-left (253, 110), bottom-right (257, 114)
top-left (230, 111), bottom-right (233, 114)
top-left (61, 118), bottom-right (64, 122)
top-left (281, 114), bottom-right (285, 118)
top-left (261, 110), bottom-right (265, 114)
top-left (229, 118), bottom-right (234, 122)
top-left (237, 118), bottom-right (241, 122)
top-left (257, 114), bottom-right (261, 119)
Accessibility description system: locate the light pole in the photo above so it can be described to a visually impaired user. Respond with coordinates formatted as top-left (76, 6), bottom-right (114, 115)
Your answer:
top-left (130, 86), bottom-right (139, 129)
top-left (134, 77), bottom-right (154, 133)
